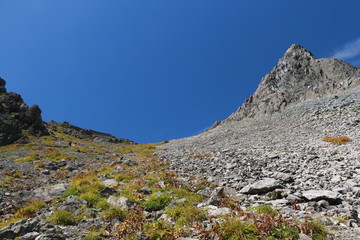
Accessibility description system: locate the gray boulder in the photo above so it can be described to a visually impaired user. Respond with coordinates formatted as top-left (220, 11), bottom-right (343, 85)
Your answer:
top-left (302, 190), bottom-right (342, 204)
top-left (34, 183), bottom-right (68, 203)
top-left (240, 178), bottom-right (282, 194)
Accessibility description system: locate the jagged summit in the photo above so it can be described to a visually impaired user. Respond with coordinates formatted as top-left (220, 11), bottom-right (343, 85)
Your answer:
top-left (284, 44), bottom-right (314, 58)
top-left (223, 44), bottom-right (360, 122)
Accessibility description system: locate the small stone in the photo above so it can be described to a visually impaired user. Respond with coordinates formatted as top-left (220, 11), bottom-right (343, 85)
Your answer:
top-left (317, 200), bottom-right (330, 209)
top-left (41, 170), bottom-right (50, 175)
top-left (99, 187), bottom-right (118, 196)
top-left (204, 205), bottom-right (231, 217)
top-left (137, 187), bottom-right (152, 195)
top-left (107, 196), bottom-right (135, 210)
top-left (273, 172), bottom-right (294, 183)
top-left (270, 199), bottom-right (289, 208)
top-left (206, 195), bottom-right (221, 206)
top-left (101, 179), bottom-right (119, 187)
top-left (267, 153), bottom-right (279, 159)
top-left (20, 232), bottom-right (40, 240)
top-left (286, 194), bottom-right (303, 203)
top-left (331, 175), bottom-right (341, 183)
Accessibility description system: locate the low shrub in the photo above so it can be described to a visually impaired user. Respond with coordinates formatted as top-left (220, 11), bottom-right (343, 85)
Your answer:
top-left (322, 136), bottom-right (351, 145)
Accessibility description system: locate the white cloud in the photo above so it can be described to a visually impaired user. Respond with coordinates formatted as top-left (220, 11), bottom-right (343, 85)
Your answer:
top-left (331, 38), bottom-right (360, 60)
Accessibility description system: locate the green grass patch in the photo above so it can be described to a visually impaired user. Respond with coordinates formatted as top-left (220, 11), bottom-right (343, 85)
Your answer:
top-left (216, 218), bottom-right (258, 240)
top-left (143, 193), bottom-right (171, 211)
top-left (14, 201), bottom-right (45, 218)
top-left (45, 147), bottom-right (73, 161)
top-left (250, 205), bottom-right (278, 216)
top-left (79, 192), bottom-right (101, 207)
top-left (302, 221), bottom-right (329, 240)
top-left (171, 188), bottom-right (204, 204)
top-left (71, 146), bottom-right (101, 155)
top-left (114, 171), bottom-right (141, 182)
top-left (0, 144), bottom-right (21, 153)
top-left (266, 224), bottom-right (299, 240)
top-left (95, 200), bottom-right (111, 210)
top-left (165, 204), bottom-right (206, 226)
top-left (143, 220), bottom-right (185, 239)
top-left (101, 207), bottom-right (127, 221)
top-left (49, 210), bottom-right (76, 225)
top-left (0, 217), bottom-right (26, 229)
top-left (15, 152), bottom-right (41, 163)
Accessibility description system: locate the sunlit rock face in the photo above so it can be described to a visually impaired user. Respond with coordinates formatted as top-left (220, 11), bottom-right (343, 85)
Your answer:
top-left (224, 44), bottom-right (360, 122)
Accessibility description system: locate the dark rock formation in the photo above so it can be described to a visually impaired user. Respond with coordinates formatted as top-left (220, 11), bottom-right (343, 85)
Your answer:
top-left (47, 121), bottom-right (135, 144)
top-left (224, 44), bottom-right (360, 122)
top-left (0, 78), bottom-right (48, 145)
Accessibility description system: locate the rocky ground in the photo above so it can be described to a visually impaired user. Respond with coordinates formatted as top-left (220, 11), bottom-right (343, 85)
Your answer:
top-left (157, 86), bottom-right (360, 239)
top-left (0, 127), bottom-right (332, 240)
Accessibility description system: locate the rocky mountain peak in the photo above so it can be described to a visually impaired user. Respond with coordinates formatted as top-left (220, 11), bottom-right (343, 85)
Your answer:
top-left (283, 43), bottom-right (314, 59)
top-left (223, 44), bottom-right (360, 123)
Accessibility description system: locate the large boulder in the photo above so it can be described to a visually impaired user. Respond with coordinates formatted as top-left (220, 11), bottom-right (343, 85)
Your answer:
top-left (240, 178), bottom-right (282, 194)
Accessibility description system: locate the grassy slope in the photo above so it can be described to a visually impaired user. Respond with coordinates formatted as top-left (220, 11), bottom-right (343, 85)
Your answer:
top-left (0, 131), bottom-right (329, 240)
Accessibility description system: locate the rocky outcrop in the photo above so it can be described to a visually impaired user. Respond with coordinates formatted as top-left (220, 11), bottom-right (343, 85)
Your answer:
top-left (0, 78), bottom-right (48, 145)
top-left (223, 44), bottom-right (360, 123)
top-left (46, 121), bottom-right (135, 144)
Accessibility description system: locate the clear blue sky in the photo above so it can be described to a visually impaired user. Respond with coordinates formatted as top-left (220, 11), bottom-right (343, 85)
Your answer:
top-left (1, 1), bottom-right (360, 143)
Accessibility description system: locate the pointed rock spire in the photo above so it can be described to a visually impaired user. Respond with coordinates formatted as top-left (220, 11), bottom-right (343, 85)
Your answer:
top-left (222, 44), bottom-right (360, 123)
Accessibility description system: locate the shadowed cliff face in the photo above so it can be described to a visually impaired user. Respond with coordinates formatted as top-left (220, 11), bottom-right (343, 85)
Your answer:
top-left (224, 44), bottom-right (360, 122)
top-left (0, 78), bottom-right (48, 145)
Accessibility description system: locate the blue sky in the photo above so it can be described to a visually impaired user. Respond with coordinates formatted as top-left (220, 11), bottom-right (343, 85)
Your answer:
top-left (1, 1), bottom-right (360, 143)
